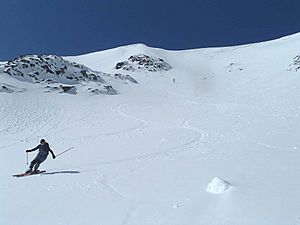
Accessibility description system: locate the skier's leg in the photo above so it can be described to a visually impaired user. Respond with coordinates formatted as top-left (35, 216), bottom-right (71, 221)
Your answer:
top-left (26, 159), bottom-right (37, 173)
top-left (33, 160), bottom-right (41, 172)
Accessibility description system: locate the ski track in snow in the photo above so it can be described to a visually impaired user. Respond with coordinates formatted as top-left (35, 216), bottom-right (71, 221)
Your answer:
top-left (120, 206), bottom-right (138, 225)
top-left (58, 99), bottom-right (218, 191)
top-left (49, 102), bottom-right (150, 145)
top-left (88, 113), bottom-right (213, 165)
top-left (167, 87), bottom-right (300, 153)
top-left (239, 134), bottom-right (298, 151)
top-left (135, 116), bottom-right (213, 161)
top-left (180, 116), bottom-right (211, 149)
top-left (99, 177), bottom-right (126, 199)
top-left (53, 98), bottom-right (214, 170)
top-left (111, 102), bottom-right (149, 135)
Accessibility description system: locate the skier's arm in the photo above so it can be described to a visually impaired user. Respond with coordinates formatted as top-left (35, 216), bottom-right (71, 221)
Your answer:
top-left (49, 148), bottom-right (56, 159)
top-left (26, 145), bottom-right (39, 153)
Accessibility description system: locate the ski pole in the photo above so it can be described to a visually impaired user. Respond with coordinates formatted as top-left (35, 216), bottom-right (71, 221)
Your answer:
top-left (26, 152), bottom-right (28, 165)
top-left (56, 147), bottom-right (74, 158)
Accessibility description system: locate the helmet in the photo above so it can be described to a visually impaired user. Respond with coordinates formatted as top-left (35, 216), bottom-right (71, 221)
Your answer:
top-left (40, 139), bottom-right (45, 144)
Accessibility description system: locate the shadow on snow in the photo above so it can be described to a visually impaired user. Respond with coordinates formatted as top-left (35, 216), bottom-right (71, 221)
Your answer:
top-left (42, 170), bottom-right (80, 175)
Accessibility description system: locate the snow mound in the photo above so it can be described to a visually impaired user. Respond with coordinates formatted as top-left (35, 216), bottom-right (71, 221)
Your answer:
top-left (206, 177), bottom-right (232, 194)
top-left (115, 54), bottom-right (172, 72)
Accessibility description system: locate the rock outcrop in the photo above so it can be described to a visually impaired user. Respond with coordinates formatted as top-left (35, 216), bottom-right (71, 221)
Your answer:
top-left (115, 54), bottom-right (172, 72)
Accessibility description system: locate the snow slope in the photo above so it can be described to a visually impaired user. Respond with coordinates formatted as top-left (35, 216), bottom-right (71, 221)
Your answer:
top-left (1, 33), bottom-right (300, 225)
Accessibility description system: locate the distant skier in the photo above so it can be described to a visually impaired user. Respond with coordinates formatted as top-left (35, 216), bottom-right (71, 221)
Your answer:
top-left (25, 139), bottom-right (56, 173)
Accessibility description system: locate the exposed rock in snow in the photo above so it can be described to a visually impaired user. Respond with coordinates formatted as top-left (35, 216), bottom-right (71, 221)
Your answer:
top-left (172, 204), bottom-right (180, 208)
top-left (0, 54), bottom-right (118, 95)
top-left (206, 177), bottom-right (232, 194)
top-left (44, 85), bottom-right (77, 94)
top-left (288, 55), bottom-right (300, 71)
top-left (0, 82), bottom-right (24, 93)
top-left (88, 85), bottom-right (118, 95)
top-left (113, 73), bottom-right (138, 83)
top-left (3, 54), bottom-right (106, 83)
top-left (115, 54), bottom-right (172, 72)
top-left (227, 62), bottom-right (244, 72)
top-left (0, 84), bottom-right (13, 93)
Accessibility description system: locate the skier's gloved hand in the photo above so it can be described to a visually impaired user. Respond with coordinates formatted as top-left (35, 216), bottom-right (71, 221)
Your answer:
top-left (52, 155), bottom-right (56, 159)
top-left (26, 150), bottom-right (30, 153)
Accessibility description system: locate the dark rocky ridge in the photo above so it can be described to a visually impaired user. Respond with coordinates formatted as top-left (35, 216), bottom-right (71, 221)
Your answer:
top-left (115, 54), bottom-right (172, 72)
top-left (1, 54), bottom-right (121, 95)
top-left (3, 54), bottom-right (106, 84)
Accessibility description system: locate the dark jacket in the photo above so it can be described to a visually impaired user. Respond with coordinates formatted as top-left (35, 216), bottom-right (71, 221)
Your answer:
top-left (28, 142), bottom-right (55, 161)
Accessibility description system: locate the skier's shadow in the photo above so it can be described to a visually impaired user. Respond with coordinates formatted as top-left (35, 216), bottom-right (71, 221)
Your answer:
top-left (42, 170), bottom-right (80, 175)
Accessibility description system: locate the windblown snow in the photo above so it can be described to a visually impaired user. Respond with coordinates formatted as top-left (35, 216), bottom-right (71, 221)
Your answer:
top-left (1, 34), bottom-right (300, 225)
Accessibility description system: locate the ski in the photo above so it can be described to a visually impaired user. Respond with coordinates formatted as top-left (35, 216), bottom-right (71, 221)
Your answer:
top-left (12, 170), bottom-right (46, 178)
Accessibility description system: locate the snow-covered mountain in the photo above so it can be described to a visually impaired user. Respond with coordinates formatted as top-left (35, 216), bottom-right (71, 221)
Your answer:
top-left (1, 33), bottom-right (300, 225)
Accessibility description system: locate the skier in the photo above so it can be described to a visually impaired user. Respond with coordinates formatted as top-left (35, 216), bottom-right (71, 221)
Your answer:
top-left (25, 139), bottom-right (56, 173)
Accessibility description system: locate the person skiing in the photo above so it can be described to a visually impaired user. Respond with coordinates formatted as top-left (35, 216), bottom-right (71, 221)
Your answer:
top-left (25, 139), bottom-right (56, 173)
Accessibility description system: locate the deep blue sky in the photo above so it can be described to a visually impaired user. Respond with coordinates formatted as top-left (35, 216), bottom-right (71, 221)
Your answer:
top-left (0, 0), bottom-right (300, 60)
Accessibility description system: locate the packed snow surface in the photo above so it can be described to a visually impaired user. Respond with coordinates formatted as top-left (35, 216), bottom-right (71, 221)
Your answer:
top-left (1, 34), bottom-right (300, 225)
